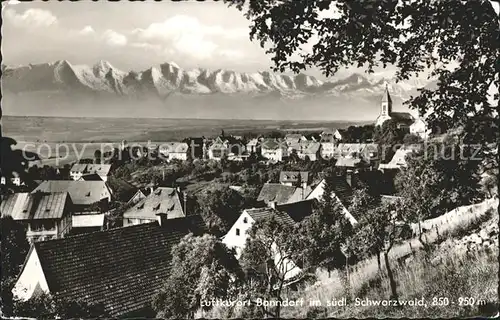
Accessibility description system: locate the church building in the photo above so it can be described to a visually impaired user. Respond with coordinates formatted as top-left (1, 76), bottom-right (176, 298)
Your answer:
top-left (375, 85), bottom-right (415, 129)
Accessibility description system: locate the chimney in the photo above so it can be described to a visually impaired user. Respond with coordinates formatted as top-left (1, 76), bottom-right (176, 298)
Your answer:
top-left (157, 213), bottom-right (167, 226)
top-left (346, 170), bottom-right (353, 187)
top-left (183, 191), bottom-right (188, 216)
top-left (269, 201), bottom-right (276, 209)
top-left (149, 186), bottom-right (154, 195)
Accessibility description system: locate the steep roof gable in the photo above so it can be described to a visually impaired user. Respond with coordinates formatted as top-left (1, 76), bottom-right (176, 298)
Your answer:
top-left (33, 217), bottom-right (205, 317)
top-left (123, 187), bottom-right (184, 220)
top-left (257, 183), bottom-right (297, 205)
top-left (1, 192), bottom-right (71, 220)
top-left (33, 181), bottom-right (111, 206)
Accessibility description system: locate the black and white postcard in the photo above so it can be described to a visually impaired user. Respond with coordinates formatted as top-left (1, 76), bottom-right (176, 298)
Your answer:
top-left (1, 0), bottom-right (498, 318)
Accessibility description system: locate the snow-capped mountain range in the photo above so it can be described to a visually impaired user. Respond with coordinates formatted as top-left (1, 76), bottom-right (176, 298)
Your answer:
top-left (1, 60), bottom-right (431, 120)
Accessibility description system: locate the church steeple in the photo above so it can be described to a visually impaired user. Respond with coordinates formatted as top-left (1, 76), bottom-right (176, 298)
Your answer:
top-left (380, 83), bottom-right (392, 116)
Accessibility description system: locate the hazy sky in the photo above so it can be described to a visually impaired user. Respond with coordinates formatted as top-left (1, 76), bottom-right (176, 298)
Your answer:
top-left (1, 0), bottom-right (390, 80)
top-left (6, 1), bottom-right (497, 79)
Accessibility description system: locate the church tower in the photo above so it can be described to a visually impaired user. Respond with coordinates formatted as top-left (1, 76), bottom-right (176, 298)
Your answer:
top-left (381, 84), bottom-right (392, 117)
top-left (375, 84), bottom-right (393, 126)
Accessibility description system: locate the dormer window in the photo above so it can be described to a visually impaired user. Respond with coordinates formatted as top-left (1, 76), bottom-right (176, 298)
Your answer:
top-left (153, 203), bottom-right (161, 211)
top-left (86, 191), bottom-right (91, 197)
top-left (137, 203), bottom-right (144, 210)
top-left (155, 189), bottom-right (162, 195)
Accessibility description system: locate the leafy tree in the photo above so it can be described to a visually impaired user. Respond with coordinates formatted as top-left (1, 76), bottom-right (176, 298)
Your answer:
top-left (153, 234), bottom-right (242, 319)
top-left (294, 171), bottom-right (303, 188)
top-left (403, 133), bottom-right (423, 145)
top-left (1, 216), bottom-right (30, 316)
top-left (239, 214), bottom-right (297, 318)
top-left (350, 201), bottom-right (404, 300)
top-left (395, 138), bottom-right (483, 246)
top-left (94, 149), bottom-right (102, 164)
top-left (13, 293), bottom-right (108, 319)
top-left (373, 119), bottom-right (406, 163)
top-left (227, 0), bottom-right (498, 143)
top-left (293, 173), bottom-right (353, 274)
top-left (195, 185), bottom-right (246, 236)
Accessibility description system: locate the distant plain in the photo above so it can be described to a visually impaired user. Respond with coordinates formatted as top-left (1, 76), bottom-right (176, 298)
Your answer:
top-left (3, 116), bottom-right (366, 166)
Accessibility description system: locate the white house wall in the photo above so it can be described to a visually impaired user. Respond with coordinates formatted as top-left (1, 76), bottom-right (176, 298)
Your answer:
top-left (13, 247), bottom-right (50, 301)
top-left (222, 212), bottom-right (255, 258)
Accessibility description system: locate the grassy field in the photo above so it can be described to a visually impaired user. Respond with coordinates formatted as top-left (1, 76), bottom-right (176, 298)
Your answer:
top-left (3, 116), bottom-right (364, 143)
top-left (280, 198), bottom-right (499, 318)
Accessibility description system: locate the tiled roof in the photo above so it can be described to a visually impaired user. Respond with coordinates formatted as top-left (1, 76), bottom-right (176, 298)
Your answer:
top-left (33, 217), bottom-right (205, 317)
top-left (276, 199), bottom-right (316, 222)
top-left (71, 164), bottom-right (112, 177)
top-left (70, 164), bottom-right (88, 173)
top-left (391, 112), bottom-right (414, 121)
top-left (246, 138), bottom-right (259, 146)
top-left (78, 173), bottom-right (103, 181)
top-left (335, 157), bottom-right (362, 168)
top-left (379, 147), bottom-right (416, 169)
top-left (299, 141), bottom-right (321, 154)
top-left (33, 181), bottom-right (111, 206)
top-left (1, 192), bottom-right (70, 220)
top-left (123, 187), bottom-right (185, 220)
top-left (279, 171), bottom-right (309, 184)
top-left (261, 139), bottom-right (286, 150)
top-left (257, 183), bottom-right (297, 205)
top-left (285, 134), bottom-right (303, 141)
top-left (86, 164), bottom-right (112, 177)
top-left (244, 207), bottom-right (295, 226)
top-left (311, 178), bottom-right (353, 208)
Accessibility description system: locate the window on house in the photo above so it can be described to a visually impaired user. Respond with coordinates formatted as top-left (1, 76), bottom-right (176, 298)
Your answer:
top-left (30, 222), bottom-right (43, 232)
top-left (43, 221), bottom-right (56, 231)
top-left (236, 228), bottom-right (240, 236)
top-left (243, 217), bottom-right (248, 223)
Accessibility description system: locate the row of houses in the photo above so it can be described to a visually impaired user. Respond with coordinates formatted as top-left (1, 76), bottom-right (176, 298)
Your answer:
top-left (7, 168), bottom-right (361, 317)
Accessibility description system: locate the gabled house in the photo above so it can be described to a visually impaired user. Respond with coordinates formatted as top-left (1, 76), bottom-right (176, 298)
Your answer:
top-left (306, 177), bottom-right (357, 225)
top-left (159, 142), bottom-right (190, 161)
top-left (378, 146), bottom-right (419, 171)
top-left (122, 187), bottom-right (186, 227)
top-left (70, 164), bottom-right (112, 182)
top-left (183, 137), bottom-right (207, 159)
top-left (127, 189), bottom-right (147, 206)
top-left (221, 207), bottom-right (301, 280)
top-left (321, 129), bottom-right (344, 141)
top-left (1, 192), bottom-right (73, 242)
top-left (33, 181), bottom-right (112, 212)
top-left (77, 173), bottom-right (103, 181)
top-left (319, 134), bottom-right (336, 160)
top-left (208, 137), bottom-right (230, 160)
top-left (335, 157), bottom-right (364, 169)
top-left (257, 183), bottom-right (312, 207)
top-left (1, 172), bottom-right (24, 186)
top-left (12, 216), bottom-right (206, 318)
top-left (246, 138), bottom-right (260, 154)
top-left (279, 171), bottom-right (309, 188)
top-left (285, 134), bottom-right (307, 153)
top-left (410, 118), bottom-right (430, 139)
top-left (297, 141), bottom-right (321, 161)
top-left (261, 139), bottom-right (288, 162)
